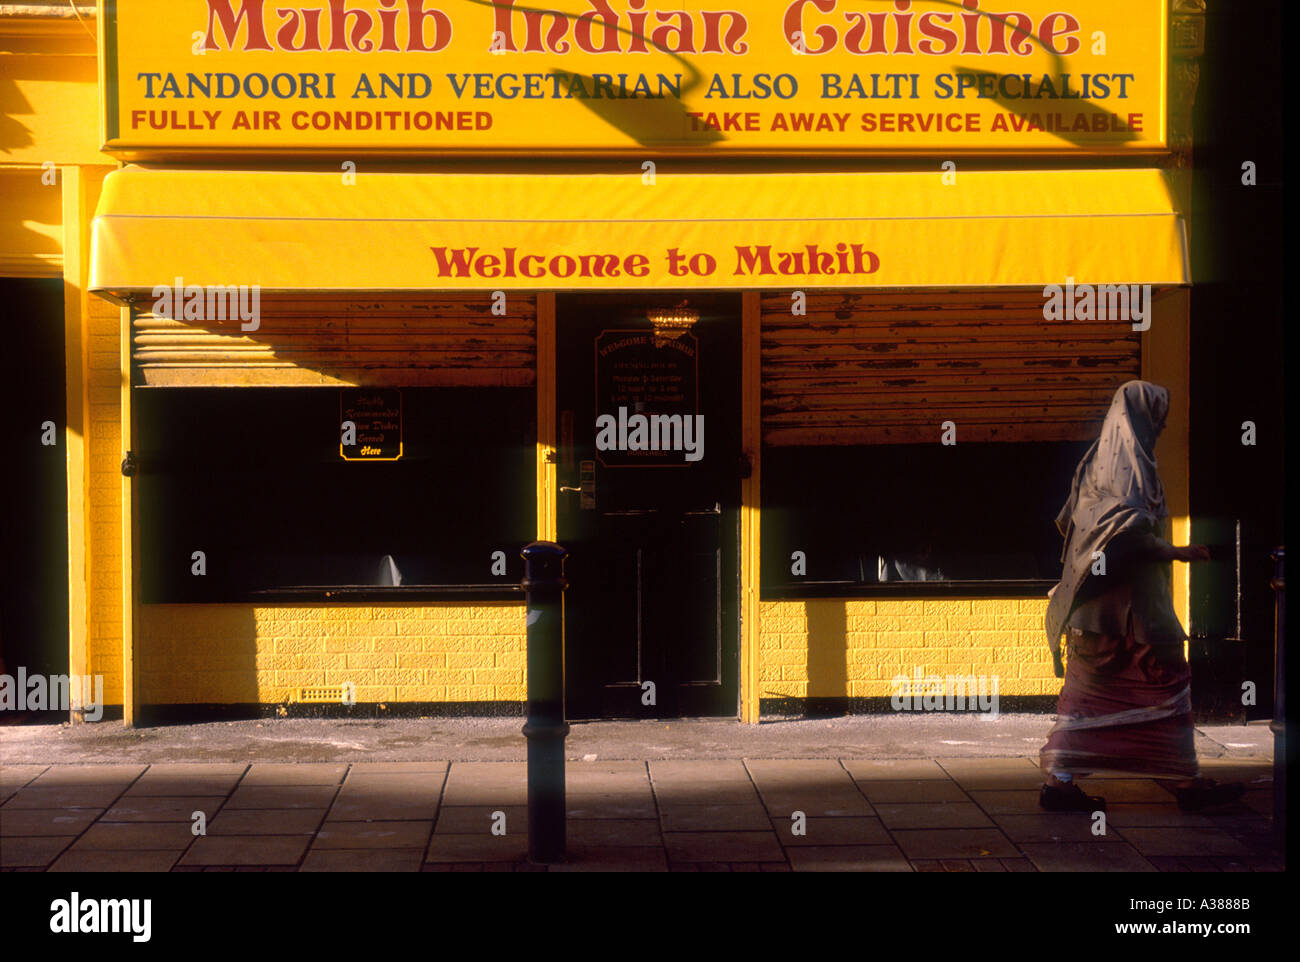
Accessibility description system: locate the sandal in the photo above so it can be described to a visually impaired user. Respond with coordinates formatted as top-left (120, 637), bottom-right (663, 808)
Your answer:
top-left (1039, 782), bottom-right (1107, 813)
top-left (1176, 779), bottom-right (1246, 812)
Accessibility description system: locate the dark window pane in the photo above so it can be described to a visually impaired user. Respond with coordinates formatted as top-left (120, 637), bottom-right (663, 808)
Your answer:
top-left (137, 388), bottom-right (534, 601)
top-left (761, 441), bottom-right (1091, 591)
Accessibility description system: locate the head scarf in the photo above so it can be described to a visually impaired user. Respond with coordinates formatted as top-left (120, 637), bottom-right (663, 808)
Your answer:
top-left (1044, 380), bottom-right (1170, 674)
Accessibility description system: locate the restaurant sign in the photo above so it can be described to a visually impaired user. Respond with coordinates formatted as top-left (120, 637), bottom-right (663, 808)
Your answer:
top-left (340, 388), bottom-right (402, 461)
top-left (100, 0), bottom-right (1167, 154)
top-left (595, 329), bottom-right (699, 466)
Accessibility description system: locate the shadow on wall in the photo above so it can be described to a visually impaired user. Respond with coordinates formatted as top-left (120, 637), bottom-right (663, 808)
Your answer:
top-left (0, 165), bottom-right (62, 269)
top-left (805, 599), bottom-right (848, 701)
top-left (137, 605), bottom-right (259, 715)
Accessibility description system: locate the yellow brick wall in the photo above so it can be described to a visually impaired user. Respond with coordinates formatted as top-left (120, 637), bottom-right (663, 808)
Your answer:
top-left (759, 597), bottom-right (1060, 699)
top-left (138, 603), bottom-right (526, 704)
top-left (86, 294), bottom-right (124, 703)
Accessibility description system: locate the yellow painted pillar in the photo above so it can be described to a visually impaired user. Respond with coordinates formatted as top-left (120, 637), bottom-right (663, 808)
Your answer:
top-left (61, 165), bottom-right (91, 722)
top-left (536, 293), bottom-right (557, 542)
top-left (120, 302), bottom-right (138, 727)
top-left (1144, 287), bottom-right (1193, 634)
top-left (740, 292), bottom-right (762, 722)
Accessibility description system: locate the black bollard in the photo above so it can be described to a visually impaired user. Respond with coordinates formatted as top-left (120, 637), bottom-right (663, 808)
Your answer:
top-left (521, 541), bottom-right (569, 863)
top-left (1270, 547), bottom-right (1285, 838)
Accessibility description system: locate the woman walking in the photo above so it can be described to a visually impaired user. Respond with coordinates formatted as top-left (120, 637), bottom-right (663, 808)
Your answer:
top-left (1040, 380), bottom-right (1245, 813)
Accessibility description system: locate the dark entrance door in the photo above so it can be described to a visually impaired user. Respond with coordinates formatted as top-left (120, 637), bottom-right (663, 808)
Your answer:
top-left (557, 292), bottom-right (741, 719)
top-left (0, 278), bottom-right (70, 719)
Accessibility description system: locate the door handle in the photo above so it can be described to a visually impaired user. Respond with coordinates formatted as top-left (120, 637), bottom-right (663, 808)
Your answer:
top-left (560, 486), bottom-right (582, 493)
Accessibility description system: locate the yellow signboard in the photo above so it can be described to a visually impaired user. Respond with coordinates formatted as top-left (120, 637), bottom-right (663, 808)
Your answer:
top-left (100, 0), bottom-right (1167, 155)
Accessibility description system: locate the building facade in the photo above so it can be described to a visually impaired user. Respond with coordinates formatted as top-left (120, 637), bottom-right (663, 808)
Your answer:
top-left (1, 0), bottom-right (1213, 725)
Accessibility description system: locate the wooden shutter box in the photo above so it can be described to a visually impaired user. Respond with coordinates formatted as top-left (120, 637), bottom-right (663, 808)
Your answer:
top-left (761, 290), bottom-right (1144, 446)
top-left (132, 293), bottom-right (536, 388)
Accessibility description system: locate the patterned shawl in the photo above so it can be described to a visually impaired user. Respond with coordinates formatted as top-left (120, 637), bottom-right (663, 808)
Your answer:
top-left (1044, 380), bottom-right (1170, 675)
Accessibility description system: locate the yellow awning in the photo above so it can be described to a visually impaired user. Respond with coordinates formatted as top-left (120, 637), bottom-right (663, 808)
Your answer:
top-left (91, 167), bottom-right (1188, 293)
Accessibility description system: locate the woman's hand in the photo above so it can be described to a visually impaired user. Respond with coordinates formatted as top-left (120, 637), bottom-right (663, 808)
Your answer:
top-left (1171, 544), bottom-right (1212, 563)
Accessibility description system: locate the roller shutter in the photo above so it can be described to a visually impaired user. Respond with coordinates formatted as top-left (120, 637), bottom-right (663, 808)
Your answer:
top-left (131, 293), bottom-right (536, 388)
top-left (761, 290), bottom-right (1143, 446)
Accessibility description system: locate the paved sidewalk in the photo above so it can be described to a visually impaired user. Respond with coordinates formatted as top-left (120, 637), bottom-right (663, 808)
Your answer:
top-left (0, 755), bottom-right (1280, 872)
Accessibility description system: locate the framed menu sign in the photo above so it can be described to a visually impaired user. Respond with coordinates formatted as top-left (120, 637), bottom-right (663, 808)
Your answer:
top-left (594, 329), bottom-right (700, 468)
top-left (340, 389), bottom-right (403, 462)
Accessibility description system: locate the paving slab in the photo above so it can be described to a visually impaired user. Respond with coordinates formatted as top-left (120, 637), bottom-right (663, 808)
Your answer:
top-left (344, 762), bottom-right (447, 775)
top-left (565, 761), bottom-right (650, 794)
top-left (30, 765), bottom-right (146, 786)
top-left (0, 835), bottom-right (76, 868)
top-left (435, 806), bottom-right (526, 835)
top-left (744, 759), bottom-right (856, 785)
top-left (328, 780), bottom-right (440, 821)
top-left (565, 819), bottom-right (663, 847)
top-left (966, 790), bottom-right (1045, 814)
top-left (651, 781), bottom-right (762, 807)
top-left (300, 848), bottom-right (424, 872)
top-left (936, 758), bottom-right (1046, 790)
top-left (425, 833), bottom-right (529, 863)
top-left (658, 804), bottom-right (772, 832)
top-left (1104, 804), bottom-right (1215, 828)
top-left (180, 835), bottom-right (311, 866)
top-left (71, 821), bottom-right (198, 850)
top-left (2, 785), bottom-right (129, 809)
top-left (650, 760), bottom-right (754, 781)
top-left (564, 794), bottom-right (658, 819)
top-left (313, 820), bottom-right (433, 849)
top-left (991, 814), bottom-right (1123, 843)
top-left (225, 784), bottom-right (340, 809)
top-left (757, 790), bottom-right (874, 818)
top-left (49, 849), bottom-right (182, 872)
top-left (441, 764), bottom-right (526, 806)
top-left (663, 830), bottom-right (785, 863)
top-left (551, 847), bottom-right (669, 872)
top-left (0, 807), bottom-right (101, 836)
top-left (207, 809), bottom-right (325, 835)
top-left (891, 828), bottom-right (1019, 860)
top-left (875, 802), bottom-right (995, 830)
top-left (842, 759), bottom-right (950, 780)
top-left (240, 763), bottom-right (348, 786)
top-left (859, 780), bottom-right (970, 804)
top-left (444, 762), bottom-right (528, 785)
top-left (137, 763), bottom-right (249, 776)
top-left (0, 765), bottom-right (47, 792)
top-left (1021, 841), bottom-right (1156, 872)
top-left (123, 774), bottom-right (244, 798)
top-left (101, 796), bottom-right (227, 822)
top-left (1002, 857), bottom-right (1037, 872)
top-left (774, 816), bottom-right (893, 846)
top-left (786, 845), bottom-right (911, 872)
top-left (1117, 827), bottom-right (1252, 857)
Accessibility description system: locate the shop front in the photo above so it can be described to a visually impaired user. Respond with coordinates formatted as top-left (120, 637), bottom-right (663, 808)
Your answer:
top-left (73, 0), bottom-right (1202, 724)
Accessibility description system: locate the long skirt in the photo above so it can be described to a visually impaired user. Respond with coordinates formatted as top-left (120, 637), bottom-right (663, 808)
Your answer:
top-left (1040, 623), bottom-right (1198, 779)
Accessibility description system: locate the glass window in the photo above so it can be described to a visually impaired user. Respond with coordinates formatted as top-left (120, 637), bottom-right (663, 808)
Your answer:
top-left (136, 387), bottom-right (535, 602)
top-left (761, 441), bottom-right (1091, 594)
